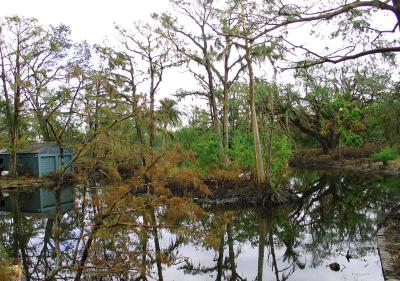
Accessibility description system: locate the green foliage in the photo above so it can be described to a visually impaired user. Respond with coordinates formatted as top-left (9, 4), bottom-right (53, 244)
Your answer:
top-left (229, 132), bottom-right (255, 169)
top-left (371, 148), bottom-right (397, 162)
top-left (191, 131), bottom-right (220, 172)
top-left (287, 68), bottom-right (373, 152)
top-left (176, 129), bottom-right (220, 173)
top-left (363, 91), bottom-right (400, 145)
top-left (187, 107), bottom-right (210, 130)
top-left (332, 95), bottom-right (364, 147)
top-left (270, 136), bottom-right (292, 184)
top-left (341, 129), bottom-right (363, 146)
top-left (0, 244), bottom-right (8, 259)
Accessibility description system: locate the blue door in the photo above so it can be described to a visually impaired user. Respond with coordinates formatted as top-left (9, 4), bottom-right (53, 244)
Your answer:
top-left (40, 156), bottom-right (56, 176)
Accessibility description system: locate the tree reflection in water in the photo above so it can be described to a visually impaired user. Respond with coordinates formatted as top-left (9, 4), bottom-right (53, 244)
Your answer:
top-left (0, 170), bottom-right (399, 280)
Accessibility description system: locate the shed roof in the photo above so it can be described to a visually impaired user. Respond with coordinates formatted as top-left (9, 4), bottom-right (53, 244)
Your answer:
top-left (0, 143), bottom-right (72, 155)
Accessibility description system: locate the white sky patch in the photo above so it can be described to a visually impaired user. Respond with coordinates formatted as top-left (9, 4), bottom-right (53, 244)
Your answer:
top-left (0, 0), bottom-right (171, 43)
top-left (0, 0), bottom-right (199, 119)
top-left (1, 1), bottom-right (397, 124)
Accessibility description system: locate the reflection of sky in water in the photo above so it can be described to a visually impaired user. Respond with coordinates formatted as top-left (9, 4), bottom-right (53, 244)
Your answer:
top-left (156, 231), bottom-right (383, 281)
top-left (1, 170), bottom-right (399, 280)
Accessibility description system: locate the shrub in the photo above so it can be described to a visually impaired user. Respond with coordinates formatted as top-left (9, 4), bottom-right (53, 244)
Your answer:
top-left (228, 132), bottom-right (255, 169)
top-left (371, 147), bottom-right (397, 168)
top-left (176, 128), bottom-right (220, 173)
top-left (270, 136), bottom-right (292, 185)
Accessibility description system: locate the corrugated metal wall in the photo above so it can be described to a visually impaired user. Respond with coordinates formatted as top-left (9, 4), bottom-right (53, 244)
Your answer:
top-left (40, 156), bottom-right (56, 177)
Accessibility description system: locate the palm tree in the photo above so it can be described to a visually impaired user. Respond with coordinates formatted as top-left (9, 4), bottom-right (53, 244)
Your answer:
top-left (156, 98), bottom-right (181, 148)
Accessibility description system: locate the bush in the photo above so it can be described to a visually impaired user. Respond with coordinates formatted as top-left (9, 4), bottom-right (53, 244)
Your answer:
top-left (371, 147), bottom-right (397, 168)
top-left (270, 136), bottom-right (292, 185)
top-left (228, 132), bottom-right (255, 170)
top-left (176, 128), bottom-right (220, 173)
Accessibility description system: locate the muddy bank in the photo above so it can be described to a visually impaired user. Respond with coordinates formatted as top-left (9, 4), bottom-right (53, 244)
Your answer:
top-left (378, 206), bottom-right (400, 280)
top-left (193, 183), bottom-right (297, 208)
top-left (164, 176), bottom-right (297, 208)
top-left (290, 155), bottom-right (400, 176)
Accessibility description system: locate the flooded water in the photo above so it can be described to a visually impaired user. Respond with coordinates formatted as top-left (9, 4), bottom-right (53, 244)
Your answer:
top-left (0, 169), bottom-right (399, 281)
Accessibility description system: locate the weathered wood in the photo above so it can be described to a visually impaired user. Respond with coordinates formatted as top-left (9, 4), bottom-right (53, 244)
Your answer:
top-left (0, 178), bottom-right (53, 191)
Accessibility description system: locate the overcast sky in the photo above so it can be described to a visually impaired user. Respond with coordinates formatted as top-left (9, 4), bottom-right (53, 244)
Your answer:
top-left (1, 1), bottom-right (396, 114)
top-left (0, 0), bottom-right (171, 43)
top-left (0, 0), bottom-right (203, 113)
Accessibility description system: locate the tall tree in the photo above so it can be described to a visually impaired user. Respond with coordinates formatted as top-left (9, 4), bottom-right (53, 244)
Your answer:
top-left (210, 6), bottom-right (247, 166)
top-left (157, 0), bottom-right (225, 159)
top-left (24, 23), bottom-right (74, 142)
top-left (95, 45), bottom-right (147, 165)
top-left (116, 22), bottom-right (178, 148)
top-left (0, 16), bottom-right (50, 176)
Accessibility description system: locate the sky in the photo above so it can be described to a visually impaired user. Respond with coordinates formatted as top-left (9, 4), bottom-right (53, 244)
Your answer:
top-left (1, 1), bottom-right (396, 67)
top-left (0, 0), bottom-right (200, 114)
top-left (0, 0), bottom-right (171, 43)
top-left (1, 0), bottom-right (397, 114)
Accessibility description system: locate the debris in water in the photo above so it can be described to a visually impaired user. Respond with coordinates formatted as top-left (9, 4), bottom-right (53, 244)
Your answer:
top-left (328, 262), bottom-right (340, 271)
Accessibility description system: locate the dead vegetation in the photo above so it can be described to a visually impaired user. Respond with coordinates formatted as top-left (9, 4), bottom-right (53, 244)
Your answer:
top-left (71, 138), bottom-right (294, 206)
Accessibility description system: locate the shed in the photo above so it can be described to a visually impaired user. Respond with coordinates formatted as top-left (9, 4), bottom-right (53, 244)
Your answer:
top-left (0, 143), bottom-right (73, 178)
top-left (0, 186), bottom-right (74, 214)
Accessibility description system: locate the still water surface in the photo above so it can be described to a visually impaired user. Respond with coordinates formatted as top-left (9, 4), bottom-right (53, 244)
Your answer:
top-left (0, 169), bottom-right (399, 280)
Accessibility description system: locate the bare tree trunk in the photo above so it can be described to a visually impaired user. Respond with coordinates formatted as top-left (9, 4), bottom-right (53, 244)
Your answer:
top-left (53, 184), bottom-right (62, 272)
top-left (149, 62), bottom-right (156, 148)
top-left (265, 58), bottom-right (277, 187)
top-left (269, 228), bottom-right (280, 281)
top-left (1, 46), bottom-right (15, 177)
top-left (201, 21), bottom-right (225, 164)
top-left (222, 39), bottom-right (232, 167)
top-left (139, 214), bottom-right (149, 281)
top-left (220, 33), bottom-right (246, 167)
top-left (9, 126), bottom-right (19, 177)
top-left (132, 97), bottom-right (146, 166)
top-left (227, 223), bottom-right (237, 280)
top-left (10, 41), bottom-right (23, 178)
top-left (216, 228), bottom-right (225, 281)
top-left (244, 43), bottom-right (265, 186)
top-left (11, 193), bottom-right (31, 281)
top-left (223, 83), bottom-right (230, 167)
top-left (257, 214), bottom-right (267, 281)
top-left (206, 66), bottom-right (225, 163)
top-left (151, 209), bottom-right (164, 281)
top-left (38, 115), bottom-right (52, 142)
